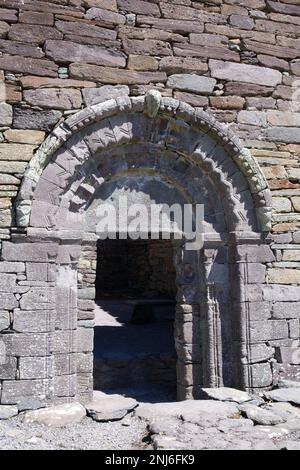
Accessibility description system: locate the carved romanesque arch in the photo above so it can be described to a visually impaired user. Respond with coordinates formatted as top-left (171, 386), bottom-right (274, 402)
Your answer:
top-left (10, 92), bottom-right (273, 403)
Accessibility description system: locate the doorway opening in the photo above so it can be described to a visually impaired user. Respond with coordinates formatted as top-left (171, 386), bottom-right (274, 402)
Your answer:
top-left (93, 237), bottom-right (178, 402)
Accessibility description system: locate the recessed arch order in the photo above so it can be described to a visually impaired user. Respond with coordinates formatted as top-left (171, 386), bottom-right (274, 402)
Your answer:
top-left (12, 91), bottom-right (273, 401)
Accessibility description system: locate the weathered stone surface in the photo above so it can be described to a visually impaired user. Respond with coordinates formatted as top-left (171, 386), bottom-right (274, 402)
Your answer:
top-left (70, 63), bottom-right (167, 84)
top-left (0, 311), bottom-right (9, 331)
top-left (264, 389), bottom-right (300, 406)
top-left (0, 144), bottom-right (36, 161)
top-left (86, 7), bottom-right (125, 24)
top-left (0, 38), bottom-right (45, 59)
top-left (137, 16), bottom-right (204, 33)
top-left (257, 54), bottom-right (289, 72)
top-left (209, 60), bottom-right (282, 87)
top-left (239, 404), bottom-right (285, 426)
top-left (0, 102), bottom-right (12, 126)
top-left (159, 57), bottom-right (208, 75)
top-left (279, 380), bottom-right (300, 389)
top-left (82, 85), bottom-right (129, 106)
top-left (268, 269), bottom-right (300, 285)
top-left (123, 38), bottom-right (171, 56)
top-left (9, 24), bottom-right (63, 44)
top-left (86, 391), bottom-right (138, 422)
top-left (210, 96), bottom-right (245, 110)
top-left (128, 55), bottom-right (158, 71)
top-left (19, 11), bottom-right (54, 26)
top-left (45, 40), bottom-right (126, 67)
top-left (23, 403), bottom-right (86, 427)
top-left (55, 20), bottom-right (117, 41)
top-left (0, 20), bottom-right (9, 38)
top-left (266, 127), bottom-right (300, 144)
top-left (200, 388), bottom-right (252, 404)
top-left (14, 108), bottom-right (62, 132)
top-left (167, 74), bottom-right (216, 95)
top-left (24, 88), bottom-right (82, 110)
top-left (4, 129), bottom-right (45, 145)
top-left (0, 54), bottom-right (58, 77)
top-left (117, 0), bottom-right (160, 16)
top-left (0, 405), bottom-right (18, 420)
top-left (136, 400), bottom-right (239, 422)
top-left (174, 43), bottom-right (239, 62)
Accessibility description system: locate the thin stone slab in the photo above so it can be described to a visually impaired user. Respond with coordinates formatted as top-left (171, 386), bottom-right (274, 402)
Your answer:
top-left (23, 403), bottom-right (86, 427)
top-left (264, 388), bottom-right (300, 406)
top-left (200, 387), bottom-right (252, 404)
top-left (136, 400), bottom-right (239, 422)
top-left (86, 391), bottom-right (138, 422)
top-left (239, 404), bottom-right (286, 426)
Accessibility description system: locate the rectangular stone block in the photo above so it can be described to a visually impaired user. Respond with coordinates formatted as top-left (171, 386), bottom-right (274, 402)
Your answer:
top-left (13, 309), bottom-right (54, 333)
top-left (234, 245), bottom-right (275, 262)
top-left (250, 363), bottom-right (273, 388)
top-left (53, 374), bottom-right (76, 397)
top-left (275, 347), bottom-right (300, 365)
top-left (2, 242), bottom-right (58, 262)
top-left (1, 379), bottom-right (51, 405)
top-left (7, 333), bottom-right (50, 357)
top-left (0, 274), bottom-right (17, 293)
top-left (263, 285), bottom-right (300, 302)
top-left (54, 354), bottom-right (77, 376)
top-left (247, 344), bottom-right (274, 364)
top-left (77, 353), bottom-right (93, 375)
top-left (20, 287), bottom-right (55, 311)
top-left (209, 59), bottom-right (282, 86)
top-left (0, 311), bottom-right (10, 331)
top-left (19, 356), bottom-right (53, 380)
top-left (0, 293), bottom-right (18, 310)
top-left (250, 320), bottom-right (289, 342)
top-left (0, 262), bottom-right (25, 273)
top-left (0, 357), bottom-right (17, 380)
top-left (50, 331), bottom-right (76, 355)
top-left (273, 302), bottom-right (300, 319)
top-left (75, 328), bottom-right (94, 353)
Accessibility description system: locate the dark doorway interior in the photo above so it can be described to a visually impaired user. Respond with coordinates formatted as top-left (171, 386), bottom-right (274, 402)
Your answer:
top-left (93, 238), bottom-right (177, 402)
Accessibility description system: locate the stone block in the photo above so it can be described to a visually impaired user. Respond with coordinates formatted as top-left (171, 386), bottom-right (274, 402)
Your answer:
top-left (50, 331), bottom-right (76, 355)
top-left (7, 333), bottom-right (50, 357)
top-left (247, 344), bottom-right (274, 364)
top-left (0, 102), bottom-right (12, 126)
top-left (70, 63), bottom-right (167, 84)
top-left (250, 363), bottom-right (273, 388)
top-left (19, 287), bottom-right (55, 311)
top-left (82, 85), bottom-right (129, 106)
top-left (13, 107), bottom-right (62, 133)
top-left (275, 347), bottom-right (300, 365)
top-left (45, 40), bottom-right (126, 68)
top-left (167, 74), bottom-right (216, 95)
top-left (24, 88), bottom-right (82, 110)
top-left (0, 262), bottom-right (25, 273)
top-left (0, 293), bottom-right (18, 310)
top-left (273, 303), bottom-right (300, 320)
top-left (266, 127), bottom-right (300, 144)
top-left (267, 269), bottom-right (300, 285)
top-left (2, 242), bottom-right (58, 262)
top-left (75, 328), bottom-right (94, 353)
top-left (0, 311), bottom-right (10, 331)
top-left (54, 354), bottom-right (77, 376)
top-left (0, 357), bottom-right (17, 380)
top-left (250, 320), bottom-right (288, 342)
top-left (209, 59), bottom-right (282, 87)
top-left (13, 309), bottom-right (55, 333)
top-left (1, 379), bottom-right (50, 406)
top-left (0, 55), bottom-right (58, 77)
top-left (234, 245), bottom-right (275, 263)
top-left (19, 356), bottom-right (53, 380)
top-left (54, 374), bottom-right (76, 397)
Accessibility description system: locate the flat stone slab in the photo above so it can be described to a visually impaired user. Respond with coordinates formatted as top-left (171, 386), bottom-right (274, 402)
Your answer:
top-left (85, 391), bottom-right (138, 422)
top-left (278, 380), bottom-right (300, 389)
top-left (264, 388), bottom-right (300, 406)
top-left (200, 387), bottom-right (252, 404)
top-left (23, 403), bottom-right (86, 427)
top-left (239, 404), bottom-right (286, 426)
top-left (0, 405), bottom-right (18, 420)
top-left (136, 400), bottom-right (239, 423)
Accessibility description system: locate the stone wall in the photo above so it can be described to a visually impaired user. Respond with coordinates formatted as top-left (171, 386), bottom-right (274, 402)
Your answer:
top-left (0, 0), bottom-right (300, 407)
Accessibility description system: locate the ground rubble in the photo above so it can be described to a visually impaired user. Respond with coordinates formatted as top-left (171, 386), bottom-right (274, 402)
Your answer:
top-left (0, 386), bottom-right (300, 450)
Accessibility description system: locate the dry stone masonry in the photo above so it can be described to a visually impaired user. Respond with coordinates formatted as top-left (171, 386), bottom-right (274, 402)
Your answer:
top-left (0, 0), bottom-right (299, 411)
